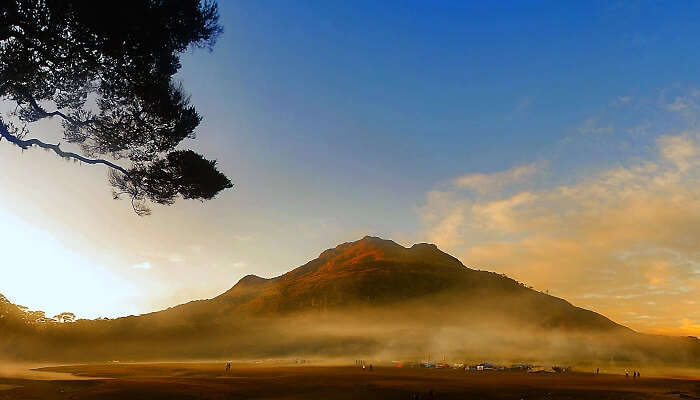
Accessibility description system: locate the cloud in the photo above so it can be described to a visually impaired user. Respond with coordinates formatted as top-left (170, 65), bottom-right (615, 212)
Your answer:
top-left (422, 191), bottom-right (466, 249)
top-left (658, 133), bottom-right (699, 172)
top-left (422, 132), bottom-right (700, 335)
top-left (507, 96), bottom-right (534, 120)
top-left (454, 163), bottom-right (541, 194)
top-left (615, 96), bottom-right (634, 105)
top-left (470, 192), bottom-right (537, 233)
top-left (578, 117), bottom-right (614, 134)
top-left (132, 262), bottom-right (153, 270)
top-left (660, 88), bottom-right (700, 125)
top-left (665, 96), bottom-right (698, 113)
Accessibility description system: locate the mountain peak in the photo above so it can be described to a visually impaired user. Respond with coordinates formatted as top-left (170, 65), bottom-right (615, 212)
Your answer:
top-left (317, 236), bottom-right (404, 262)
top-left (411, 242), bottom-right (437, 248)
top-left (335, 235), bottom-right (404, 250)
top-left (233, 274), bottom-right (268, 288)
top-left (309, 236), bottom-right (462, 272)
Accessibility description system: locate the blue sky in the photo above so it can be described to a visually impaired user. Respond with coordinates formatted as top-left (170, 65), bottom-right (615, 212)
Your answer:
top-left (1, 1), bottom-right (699, 334)
top-left (178, 0), bottom-right (698, 228)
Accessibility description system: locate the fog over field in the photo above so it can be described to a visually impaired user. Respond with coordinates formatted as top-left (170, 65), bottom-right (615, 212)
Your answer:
top-left (2, 238), bottom-right (699, 372)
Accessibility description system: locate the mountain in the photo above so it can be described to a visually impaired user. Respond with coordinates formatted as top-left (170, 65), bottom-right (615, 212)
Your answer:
top-left (180, 236), bottom-right (628, 332)
top-left (1, 237), bottom-right (698, 365)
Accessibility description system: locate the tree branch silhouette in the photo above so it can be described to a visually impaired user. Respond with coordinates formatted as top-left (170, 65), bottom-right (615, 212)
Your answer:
top-left (0, 0), bottom-right (232, 215)
top-left (0, 122), bottom-right (128, 174)
top-left (0, 120), bottom-right (153, 215)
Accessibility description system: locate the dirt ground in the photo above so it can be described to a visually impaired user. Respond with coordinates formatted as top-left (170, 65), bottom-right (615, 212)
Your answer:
top-left (0, 362), bottom-right (698, 399)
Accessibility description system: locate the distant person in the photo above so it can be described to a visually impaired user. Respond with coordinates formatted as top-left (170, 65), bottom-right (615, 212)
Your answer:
top-left (625, 371), bottom-right (629, 378)
top-left (369, 363), bottom-right (373, 371)
top-left (362, 364), bottom-right (366, 371)
top-left (596, 368), bottom-right (599, 375)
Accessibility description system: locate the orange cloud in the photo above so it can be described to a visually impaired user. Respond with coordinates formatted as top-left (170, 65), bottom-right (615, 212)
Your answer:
top-left (422, 132), bottom-right (700, 335)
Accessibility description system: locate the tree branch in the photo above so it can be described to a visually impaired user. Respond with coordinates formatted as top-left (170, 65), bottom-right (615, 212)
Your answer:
top-left (21, 93), bottom-right (94, 127)
top-left (0, 122), bottom-right (128, 174)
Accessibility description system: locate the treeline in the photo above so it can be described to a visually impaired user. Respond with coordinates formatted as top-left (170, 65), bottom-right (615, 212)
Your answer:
top-left (0, 293), bottom-right (77, 325)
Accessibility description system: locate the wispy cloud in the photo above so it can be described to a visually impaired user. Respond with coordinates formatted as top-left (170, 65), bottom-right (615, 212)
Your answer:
top-left (659, 88), bottom-right (700, 126)
top-left (614, 95), bottom-right (634, 105)
top-left (507, 96), bottom-right (534, 120)
top-left (454, 162), bottom-right (541, 194)
top-left (578, 117), bottom-right (614, 134)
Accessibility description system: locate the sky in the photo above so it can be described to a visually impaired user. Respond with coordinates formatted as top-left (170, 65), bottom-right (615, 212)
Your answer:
top-left (0, 1), bottom-right (699, 336)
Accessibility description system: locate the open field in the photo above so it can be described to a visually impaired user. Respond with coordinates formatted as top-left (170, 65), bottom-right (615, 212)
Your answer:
top-left (0, 362), bottom-right (698, 399)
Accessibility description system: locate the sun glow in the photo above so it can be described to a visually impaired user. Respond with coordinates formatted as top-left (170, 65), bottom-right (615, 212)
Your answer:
top-left (0, 210), bottom-right (139, 319)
